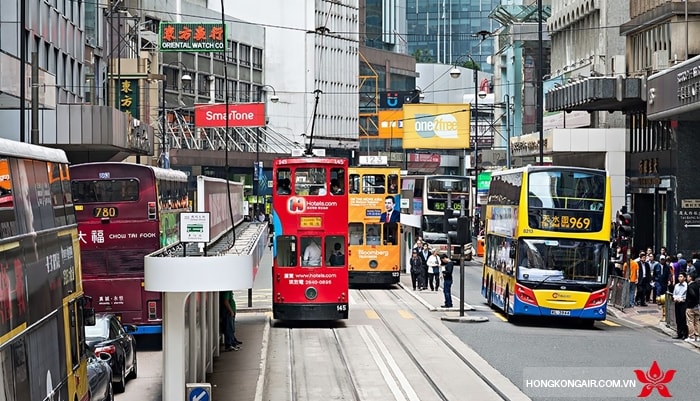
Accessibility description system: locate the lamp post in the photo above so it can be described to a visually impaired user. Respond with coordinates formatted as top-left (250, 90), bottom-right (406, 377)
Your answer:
top-left (449, 58), bottom-right (485, 188)
top-left (160, 61), bottom-right (191, 169)
top-left (254, 85), bottom-right (279, 215)
top-left (504, 93), bottom-right (511, 168)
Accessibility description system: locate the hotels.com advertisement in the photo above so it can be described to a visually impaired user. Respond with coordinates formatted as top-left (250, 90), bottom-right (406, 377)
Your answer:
top-left (194, 103), bottom-right (266, 128)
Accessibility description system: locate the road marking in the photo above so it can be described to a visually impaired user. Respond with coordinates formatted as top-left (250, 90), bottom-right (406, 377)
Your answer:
top-left (365, 309), bottom-right (379, 319)
top-left (599, 319), bottom-right (620, 327)
top-left (493, 312), bottom-right (507, 321)
top-left (358, 325), bottom-right (421, 401)
top-left (398, 310), bottom-right (414, 319)
top-left (264, 311), bottom-right (273, 318)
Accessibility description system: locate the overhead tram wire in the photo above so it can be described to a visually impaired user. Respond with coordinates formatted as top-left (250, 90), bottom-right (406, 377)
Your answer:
top-left (221, 0), bottom-right (235, 248)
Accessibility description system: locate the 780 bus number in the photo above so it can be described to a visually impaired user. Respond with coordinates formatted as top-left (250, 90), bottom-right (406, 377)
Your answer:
top-left (93, 207), bottom-right (118, 218)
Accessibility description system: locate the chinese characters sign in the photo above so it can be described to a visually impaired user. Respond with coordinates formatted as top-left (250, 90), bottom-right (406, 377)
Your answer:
top-left (159, 22), bottom-right (226, 52)
top-left (115, 79), bottom-right (139, 119)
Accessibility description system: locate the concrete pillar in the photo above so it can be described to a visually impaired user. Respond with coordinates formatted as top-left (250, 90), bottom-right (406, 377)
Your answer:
top-left (162, 292), bottom-right (190, 401)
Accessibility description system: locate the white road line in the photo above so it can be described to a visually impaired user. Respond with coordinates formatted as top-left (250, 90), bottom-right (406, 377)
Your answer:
top-left (356, 325), bottom-right (408, 401)
top-left (362, 325), bottom-right (422, 401)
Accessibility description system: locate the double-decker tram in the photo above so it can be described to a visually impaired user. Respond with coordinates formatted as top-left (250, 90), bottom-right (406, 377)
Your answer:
top-left (0, 138), bottom-right (95, 401)
top-left (271, 155), bottom-right (349, 320)
top-left (400, 174), bottom-right (472, 259)
top-left (70, 162), bottom-right (189, 335)
top-left (347, 162), bottom-right (401, 285)
top-left (481, 166), bottom-right (612, 324)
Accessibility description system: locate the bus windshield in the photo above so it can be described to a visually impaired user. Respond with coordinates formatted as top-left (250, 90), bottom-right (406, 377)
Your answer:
top-left (517, 238), bottom-right (609, 283)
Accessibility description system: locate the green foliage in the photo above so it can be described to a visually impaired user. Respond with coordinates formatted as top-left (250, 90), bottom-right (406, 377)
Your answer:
top-left (412, 49), bottom-right (434, 63)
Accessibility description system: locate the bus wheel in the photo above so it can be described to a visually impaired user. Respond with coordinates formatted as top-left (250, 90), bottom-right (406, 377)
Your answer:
top-left (487, 282), bottom-right (494, 308)
top-left (504, 290), bottom-right (516, 323)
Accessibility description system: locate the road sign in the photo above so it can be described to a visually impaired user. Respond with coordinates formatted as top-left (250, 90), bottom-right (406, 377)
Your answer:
top-left (186, 383), bottom-right (211, 401)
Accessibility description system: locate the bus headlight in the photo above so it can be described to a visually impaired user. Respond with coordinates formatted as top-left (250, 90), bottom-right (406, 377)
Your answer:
top-left (305, 287), bottom-right (318, 300)
top-left (368, 260), bottom-right (378, 269)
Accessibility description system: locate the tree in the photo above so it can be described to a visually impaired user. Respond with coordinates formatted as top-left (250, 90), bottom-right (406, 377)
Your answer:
top-left (412, 49), bottom-right (434, 63)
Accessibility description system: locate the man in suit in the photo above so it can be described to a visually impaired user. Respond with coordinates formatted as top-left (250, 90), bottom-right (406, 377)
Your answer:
top-left (379, 195), bottom-right (400, 223)
top-left (635, 252), bottom-right (652, 306)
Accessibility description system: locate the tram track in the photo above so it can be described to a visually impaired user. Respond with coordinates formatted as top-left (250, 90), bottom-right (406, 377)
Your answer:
top-left (284, 326), bottom-right (362, 401)
top-left (356, 288), bottom-right (513, 401)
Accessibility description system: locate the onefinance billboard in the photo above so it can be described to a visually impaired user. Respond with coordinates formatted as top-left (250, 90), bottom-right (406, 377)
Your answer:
top-left (402, 104), bottom-right (470, 149)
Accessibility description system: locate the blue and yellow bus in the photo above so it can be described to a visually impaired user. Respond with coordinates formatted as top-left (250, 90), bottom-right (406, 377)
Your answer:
top-left (481, 166), bottom-right (612, 325)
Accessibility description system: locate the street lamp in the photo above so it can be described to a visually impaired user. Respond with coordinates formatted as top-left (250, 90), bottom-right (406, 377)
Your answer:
top-left (253, 85), bottom-right (279, 214)
top-left (449, 56), bottom-right (485, 180)
top-left (160, 61), bottom-right (191, 169)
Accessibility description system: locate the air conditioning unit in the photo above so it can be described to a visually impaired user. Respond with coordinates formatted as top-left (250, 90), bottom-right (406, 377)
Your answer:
top-left (652, 51), bottom-right (668, 71)
top-left (610, 55), bottom-right (626, 75)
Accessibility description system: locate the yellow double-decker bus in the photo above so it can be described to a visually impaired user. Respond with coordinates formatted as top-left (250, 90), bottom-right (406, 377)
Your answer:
top-left (0, 138), bottom-right (94, 401)
top-left (481, 166), bottom-right (612, 325)
top-left (347, 164), bottom-right (401, 285)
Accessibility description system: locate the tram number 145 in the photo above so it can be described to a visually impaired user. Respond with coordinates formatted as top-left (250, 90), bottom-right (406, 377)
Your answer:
top-left (337, 305), bottom-right (348, 312)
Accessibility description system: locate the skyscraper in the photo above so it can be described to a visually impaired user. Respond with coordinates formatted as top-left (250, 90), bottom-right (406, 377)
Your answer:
top-left (406, 0), bottom-right (501, 72)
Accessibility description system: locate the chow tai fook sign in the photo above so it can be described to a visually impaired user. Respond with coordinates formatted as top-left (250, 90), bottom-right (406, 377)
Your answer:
top-left (194, 103), bottom-right (266, 128)
top-left (159, 22), bottom-right (226, 52)
top-left (402, 104), bottom-right (470, 149)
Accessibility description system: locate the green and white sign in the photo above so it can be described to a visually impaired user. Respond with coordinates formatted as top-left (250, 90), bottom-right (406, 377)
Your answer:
top-left (180, 212), bottom-right (211, 243)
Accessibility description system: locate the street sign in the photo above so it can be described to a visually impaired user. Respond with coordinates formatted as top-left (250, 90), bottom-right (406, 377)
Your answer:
top-left (186, 383), bottom-right (211, 401)
top-left (180, 212), bottom-right (211, 243)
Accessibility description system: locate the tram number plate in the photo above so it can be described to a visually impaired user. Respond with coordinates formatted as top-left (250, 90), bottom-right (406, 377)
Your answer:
top-left (392, 272), bottom-right (400, 277)
top-left (550, 309), bottom-right (571, 316)
top-left (336, 305), bottom-right (347, 311)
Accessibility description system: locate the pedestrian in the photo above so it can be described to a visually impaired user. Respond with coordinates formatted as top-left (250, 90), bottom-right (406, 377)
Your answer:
top-left (635, 252), bottom-right (651, 306)
top-left (221, 290), bottom-right (242, 351)
top-left (409, 250), bottom-right (422, 291)
top-left (673, 272), bottom-right (688, 339)
top-left (648, 253), bottom-right (661, 302)
top-left (610, 245), bottom-right (624, 277)
top-left (685, 271), bottom-right (700, 342)
top-left (426, 249), bottom-right (441, 291)
top-left (623, 253), bottom-right (639, 308)
top-left (439, 254), bottom-right (454, 308)
top-left (418, 243), bottom-right (431, 290)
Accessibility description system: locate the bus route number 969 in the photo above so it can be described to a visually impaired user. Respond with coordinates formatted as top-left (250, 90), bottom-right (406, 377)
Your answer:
top-left (93, 207), bottom-right (118, 218)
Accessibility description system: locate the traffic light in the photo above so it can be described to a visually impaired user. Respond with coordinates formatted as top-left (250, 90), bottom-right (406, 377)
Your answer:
top-left (443, 207), bottom-right (453, 234)
top-left (618, 210), bottom-right (633, 238)
top-left (457, 216), bottom-right (471, 245)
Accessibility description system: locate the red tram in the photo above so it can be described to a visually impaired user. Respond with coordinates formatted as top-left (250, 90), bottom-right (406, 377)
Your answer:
top-left (271, 156), bottom-right (349, 320)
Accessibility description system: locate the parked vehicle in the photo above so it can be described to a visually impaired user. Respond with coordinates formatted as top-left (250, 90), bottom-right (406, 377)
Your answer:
top-left (87, 353), bottom-right (114, 401)
top-left (85, 314), bottom-right (138, 393)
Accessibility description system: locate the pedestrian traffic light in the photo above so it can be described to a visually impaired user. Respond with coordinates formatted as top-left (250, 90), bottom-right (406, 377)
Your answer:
top-left (618, 211), bottom-right (633, 238)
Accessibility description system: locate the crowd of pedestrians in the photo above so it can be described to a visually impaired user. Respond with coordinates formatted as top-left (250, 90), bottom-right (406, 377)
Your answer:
top-left (618, 246), bottom-right (700, 341)
top-left (410, 238), bottom-right (454, 308)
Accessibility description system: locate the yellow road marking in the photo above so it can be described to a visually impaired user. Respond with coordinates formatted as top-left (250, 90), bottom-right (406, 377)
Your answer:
top-left (365, 310), bottom-right (379, 319)
top-left (264, 311), bottom-right (273, 318)
top-left (398, 310), bottom-right (414, 319)
top-left (494, 312), bottom-right (507, 321)
top-left (599, 319), bottom-right (620, 327)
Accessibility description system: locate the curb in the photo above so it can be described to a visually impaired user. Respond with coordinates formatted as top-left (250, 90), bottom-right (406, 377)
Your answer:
top-left (440, 315), bottom-right (489, 323)
top-left (253, 315), bottom-right (271, 401)
top-left (398, 281), bottom-right (477, 312)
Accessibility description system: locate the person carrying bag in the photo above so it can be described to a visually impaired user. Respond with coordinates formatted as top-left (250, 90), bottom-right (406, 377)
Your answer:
top-left (427, 250), bottom-right (441, 291)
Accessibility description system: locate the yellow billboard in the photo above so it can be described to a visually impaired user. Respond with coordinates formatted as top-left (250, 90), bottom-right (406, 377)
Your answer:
top-left (377, 110), bottom-right (404, 139)
top-left (402, 104), bottom-right (470, 149)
